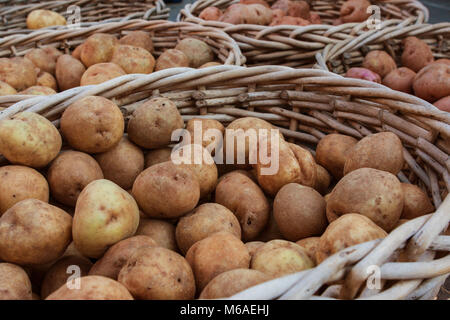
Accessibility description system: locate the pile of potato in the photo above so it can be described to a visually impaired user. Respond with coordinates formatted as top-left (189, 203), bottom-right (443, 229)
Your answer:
top-left (0, 90), bottom-right (443, 300)
top-left (0, 31), bottom-right (220, 97)
top-left (344, 37), bottom-right (450, 111)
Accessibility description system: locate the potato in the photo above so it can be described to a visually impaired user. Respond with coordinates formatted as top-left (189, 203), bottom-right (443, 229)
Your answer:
top-left (314, 164), bottom-right (331, 195)
top-left (327, 168), bottom-right (404, 231)
top-left (274, 183), bottom-right (327, 241)
top-left (345, 67), bottom-right (381, 83)
top-left (155, 49), bottom-right (189, 71)
top-left (132, 161), bottom-right (200, 219)
top-left (110, 45), bottom-right (155, 74)
top-left (119, 31), bottom-right (154, 53)
top-left (0, 111), bottom-right (61, 168)
top-left (25, 48), bottom-right (56, 75)
top-left (401, 183), bottom-right (434, 219)
top-left (185, 231), bottom-right (250, 292)
top-left (118, 247), bottom-right (195, 300)
top-left (413, 61), bottom-right (450, 102)
top-left (80, 33), bottom-right (119, 67)
top-left (220, 4), bottom-right (273, 25)
top-left (251, 240), bottom-right (314, 278)
top-left (176, 203), bottom-right (241, 254)
top-left (344, 132), bottom-right (404, 175)
top-left (186, 118), bottom-right (225, 154)
top-left (271, 0), bottom-right (310, 19)
top-left (362, 50), bottom-right (397, 78)
top-left (47, 150), bottom-right (104, 207)
top-left (199, 268), bottom-right (270, 299)
top-left (340, 0), bottom-right (371, 23)
top-left (215, 171), bottom-right (270, 241)
top-left (175, 38), bottom-right (214, 68)
top-left (26, 10), bottom-right (66, 29)
top-left (0, 263), bottom-right (32, 300)
top-left (199, 62), bottom-right (222, 68)
top-left (0, 165), bottom-right (49, 216)
top-left (89, 236), bottom-right (156, 280)
top-left (42, 47), bottom-right (63, 61)
top-left (270, 16), bottom-right (310, 26)
top-left (289, 143), bottom-right (317, 188)
top-left (401, 37), bottom-right (434, 73)
top-left (72, 43), bottom-right (84, 60)
top-left (127, 97), bottom-right (184, 149)
top-left (0, 57), bottom-right (37, 91)
top-left (0, 199), bottom-right (72, 265)
top-left (382, 67), bottom-right (416, 94)
top-left (199, 7), bottom-right (223, 20)
top-left (55, 54), bottom-right (86, 91)
top-left (95, 137), bottom-right (144, 190)
top-left (41, 255), bottom-right (93, 299)
top-left (0, 80), bottom-right (17, 95)
top-left (144, 147), bottom-right (172, 168)
top-left (245, 241), bottom-right (265, 258)
top-left (254, 210), bottom-right (284, 242)
top-left (72, 179), bottom-right (140, 258)
top-left (36, 71), bottom-right (57, 90)
top-left (80, 62), bottom-right (126, 86)
top-left (20, 86), bottom-right (56, 95)
top-left (46, 275), bottom-right (133, 300)
top-left (296, 237), bottom-right (320, 265)
top-left (310, 12), bottom-right (322, 24)
top-left (434, 96), bottom-right (450, 112)
top-left (60, 96), bottom-right (124, 153)
top-left (241, 0), bottom-right (270, 7)
top-left (316, 214), bottom-right (387, 263)
top-left (136, 218), bottom-right (178, 252)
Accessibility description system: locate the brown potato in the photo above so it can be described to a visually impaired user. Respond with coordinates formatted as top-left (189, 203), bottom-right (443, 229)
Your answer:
top-left (274, 183), bottom-right (327, 241)
top-left (0, 57), bottom-right (36, 91)
top-left (175, 38), bottom-right (214, 68)
top-left (55, 54), bottom-right (86, 91)
top-left (316, 214), bottom-right (387, 264)
top-left (95, 137), bottom-right (144, 190)
top-left (132, 161), bottom-right (200, 219)
top-left (46, 275), bottom-right (133, 300)
top-left (199, 62), bottom-right (222, 68)
top-left (0, 165), bottom-right (49, 216)
top-left (20, 86), bottom-right (56, 95)
top-left (344, 132), bottom-right (404, 175)
top-left (0, 199), bottom-right (72, 265)
top-left (254, 210), bottom-right (284, 242)
top-left (25, 48), bottom-right (56, 75)
top-left (296, 237), bottom-right (320, 265)
top-left (362, 50), bottom-right (397, 78)
top-left (199, 7), bottom-right (223, 20)
top-left (0, 80), bottom-right (17, 95)
top-left (401, 37), bottom-right (434, 72)
top-left (110, 45), bottom-right (155, 74)
top-left (0, 263), bottom-right (32, 300)
top-left (47, 150), bottom-right (104, 207)
top-left (80, 62), bottom-right (126, 86)
top-left (119, 31), bottom-right (154, 53)
top-left (26, 10), bottom-right (66, 29)
top-left (413, 61), bottom-right (450, 102)
top-left (0, 111), bottom-right (61, 168)
top-left (60, 96), bottom-right (124, 153)
top-left (136, 218), bottom-right (178, 252)
top-left (199, 268), bottom-right (270, 299)
top-left (314, 164), bottom-right (331, 195)
top-left (215, 171), bottom-right (270, 241)
top-left (176, 203), bottom-right (241, 254)
top-left (245, 241), bottom-right (265, 258)
top-left (127, 97), bottom-right (184, 149)
top-left (185, 231), bottom-right (250, 292)
top-left (345, 67), bottom-right (381, 83)
top-left (73, 179), bottom-right (140, 258)
top-left (382, 67), bottom-right (416, 94)
top-left (401, 183), bottom-right (434, 219)
top-left (340, 0), bottom-right (371, 23)
top-left (118, 247), bottom-right (195, 300)
top-left (36, 71), bottom-right (58, 90)
top-left (71, 43), bottom-right (84, 60)
top-left (326, 168), bottom-right (404, 231)
top-left (271, 0), bottom-right (310, 19)
top-left (89, 235), bottom-right (156, 280)
top-left (186, 118), bottom-right (225, 154)
top-left (42, 47), bottom-right (63, 61)
top-left (155, 49), bottom-right (189, 71)
top-left (40, 255), bottom-right (93, 299)
top-left (80, 33), bottom-right (119, 67)
top-left (434, 96), bottom-right (450, 112)
top-left (289, 143), bottom-right (317, 188)
top-left (144, 147), bottom-right (172, 168)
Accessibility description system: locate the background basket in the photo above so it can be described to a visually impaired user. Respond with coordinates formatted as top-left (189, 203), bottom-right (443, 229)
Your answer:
top-left (0, 65), bottom-right (448, 299)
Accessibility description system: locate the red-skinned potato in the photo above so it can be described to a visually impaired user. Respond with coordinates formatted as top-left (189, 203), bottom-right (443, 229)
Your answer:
top-left (362, 50), bottom-right (397, 78)
top-left (340, 0), bottom-right (371, 23)
top-left (241, 0), bottom-right (269, 7)
top-left (271, 0), bottom-right (310, 19)
top-left (345, 67), bottom-right (381, 83)
top-left (382, 67), bottom-right (416, 94)
top-left (434, 96), bottom-right (450, 112)
top-left (401, 36), bottom-right (434, 72)
top-left (413, 61), bottom-right (450, 102)
top-left (220, 4), bottom-right (273, 25)
top-left (199, 7), bottom-right (223, 20)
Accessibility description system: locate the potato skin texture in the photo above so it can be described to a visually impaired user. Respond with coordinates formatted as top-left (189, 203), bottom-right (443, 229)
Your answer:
top-left (132, 161), bottom-right (200, 219)
top-left (316, 214), bottom-right (387, 264)
top-left (400, 183), bottom-right (434, 219)
top-left (20, 86), bottom-right (56, 96)
top-left (47, 150), bottom-right (104, 207)
top-left (326, 168), bottom-right (404, 232)
top-left (0, 263), bottom-right (32, 300)
top-left (314, 164), bottom-right (331, 195)
top-left (401, 37), bottom-right (434, 73)
top-left (46, 275), bottom-right (133, 300)
top-left (144, 148), bottom-right (172, 168)
top-left (60, 96), bottom-right (124, 153)
top-left (340, 0), bottom-right (370, 23)
top-left (0, 165), bottom-right (49, 216)
top-left (296, 237), bottom-right (320, 265)
top-left (185, 118), bottom-right (225, 153)
top-left (0, 57), bottom-right (37, 91)
top-left (274, 183), bottom-right (327, 241)
top-left (118, 247), bottom-right (195, 300)
top-left (434, 96), bottom-right (450, 112)
top-left (245, 241), bottom-right (265, 258)
top-left (289, 143), bottom-right (317, 188)
top-left (111, 45), bottom-right (155, 74)
top-left (119, 31), bottom-right (154, 53)
top-left (0, 111), bottom-right (61, 168)
top-left (0, 199), bottom-right (72, 265)
top-left (26, 10), bottom-right (66, 29)
top-left (55, 54), bottom-right (86, 91)
top-left (382, 67), bottom-right (416, 94)
top-left (176, 203), bottom-right (241, 254)
top-left (136, 218), bottom-right (178, 251)
top-left (155, 49), bottom-right (189, 71)
top-left (72, 179), bottom-right (140, 259)
top-left (343, 132), bottom-right (404, 175)
top-left (215, 171), bottom-right (270, 241)
top-left (362, 50), bottom-right (397, 78)
top-left (413, 61), bottom-right (450, 102)
top-left (25, 48), bottom-right (56, 75)
top-left (199, 7), bottom-right (223, 21)
top-left (0, 80), bottom-right (17, 95)
top-left (80, 33), bottom-right (119, 67)
top-left (199, 268), bottom-right (270, 299)
top-left (80, 63), bottom-right (126, 86)
top-left (175, 38), bottom-right (214, 68)
top-left (36, 71), bottom-right (58, 90)
top-left (345, 67), bottom-right (381, 83)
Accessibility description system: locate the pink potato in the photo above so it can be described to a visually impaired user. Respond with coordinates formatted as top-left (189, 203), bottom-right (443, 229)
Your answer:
top-left (345, 67), bottom-right (381, 83)
top-left (382, 67), bottom-right (416, 94)
top-left (199, 7), bottom-right (223, 21)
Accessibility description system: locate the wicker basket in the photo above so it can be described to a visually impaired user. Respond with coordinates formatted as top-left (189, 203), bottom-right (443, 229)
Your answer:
top-left (179, 0), bottom-right (429, 68)
top-left (0, 65), bottom-right (448, 299)
top-left (0, 0), bottom-right (170, 36)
